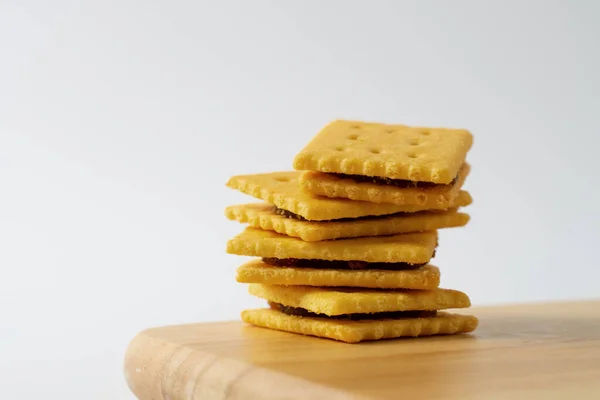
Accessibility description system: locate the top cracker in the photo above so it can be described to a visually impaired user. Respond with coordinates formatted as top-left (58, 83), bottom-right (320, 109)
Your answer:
top-left (293, 120), bottom-right (473, 184)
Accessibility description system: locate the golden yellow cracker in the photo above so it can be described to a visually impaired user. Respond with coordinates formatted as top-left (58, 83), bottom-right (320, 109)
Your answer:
top-left (227, 228), bottom-right (437, 263)
top-left (300, 163), bottom-right (470, 207)
top-left (225, 191), bottom-right (471, 242)
top-left (248, 284), bottom-right (470, 315)
top-left (226, 171), bottom-right (461, 221)
top-left (236, 259), bottom-right (440, 289)
top-left (293, 119), bottom-right (473, 184)
top-left (242, 308), bottom-right (478, 343)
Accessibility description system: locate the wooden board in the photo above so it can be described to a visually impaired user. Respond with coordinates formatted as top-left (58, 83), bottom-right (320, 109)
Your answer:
top-left (124, 300), bottom-right (600, 399)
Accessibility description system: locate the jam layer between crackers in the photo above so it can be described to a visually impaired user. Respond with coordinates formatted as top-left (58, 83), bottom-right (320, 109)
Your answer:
top-left (225, 191), bottom-right (471, 241)
top-left (226, 171), bottom-right (467, 220)
top-left (248, 283), bottom-right (471, 316)
top-left (300, 163), bottom-right (470, 207)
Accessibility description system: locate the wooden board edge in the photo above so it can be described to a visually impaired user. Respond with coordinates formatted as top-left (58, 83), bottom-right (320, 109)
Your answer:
top-left (124, 329), bottom-right (358, 400)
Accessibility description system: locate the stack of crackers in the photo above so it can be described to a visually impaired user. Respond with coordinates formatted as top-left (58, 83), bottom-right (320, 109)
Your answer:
top-left (225, 120), bottom-right (478, 343)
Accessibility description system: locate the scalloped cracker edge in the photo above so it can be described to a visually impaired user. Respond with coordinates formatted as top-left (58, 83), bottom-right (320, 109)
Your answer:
top-left (236, 260), bottom-right (441, 289)
top-left (248, 284), bottom-right (471, 315)
top-left (226, 171), bottom-right (466, 220)
top-left (227, 228), bottom-right (437, 263)
top-left (300, 163), bottom-right (470, 207)
top-left (225, 192), bottom-right (471, 241)
top-left (242, 308), bottom-right (478, 343)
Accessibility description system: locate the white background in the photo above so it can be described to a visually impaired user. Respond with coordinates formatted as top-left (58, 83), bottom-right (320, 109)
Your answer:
top-left (1, 1), bottom-right (599, 398)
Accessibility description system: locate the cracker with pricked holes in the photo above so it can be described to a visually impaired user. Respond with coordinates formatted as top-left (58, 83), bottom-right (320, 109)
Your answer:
top-left (300, 163), bottom-right (470, 207)
top-left (242, 308), bottom-right (478, 343)
top-left (248, 284), bottom-right (470, 315)
top-left (236, 260), bottom-right (440, 289)
top-left (226, 171), bottom-right (463, 221)
top-left (225, 191), bottom-right (471, 242)
top-left (227, 228), bottom-right (437, 263)
top-left (293, 120), bottom-right (473, 184)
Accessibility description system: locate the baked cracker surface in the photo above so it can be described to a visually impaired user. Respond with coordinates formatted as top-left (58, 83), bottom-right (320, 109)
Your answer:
top-left (242, 308), bottom-right (478, 343)
top-left (225, 191), bottom-right (471, 241)
top-left (300, 163), bottom-right (470, 207)
top-left (227, 228), bottom-right (438, 263)
top-left (293, 119), bottom-right (473, 184)
top-left (226, 171), bottom-right (465, 220)
top-left (248, 284), bottom-right (471, 315)
top-left (236, 259), bottom-right (440, 289)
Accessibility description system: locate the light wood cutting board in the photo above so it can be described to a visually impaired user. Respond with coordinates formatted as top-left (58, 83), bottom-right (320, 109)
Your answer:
top-left (124, 300), bottom-right (600, 399)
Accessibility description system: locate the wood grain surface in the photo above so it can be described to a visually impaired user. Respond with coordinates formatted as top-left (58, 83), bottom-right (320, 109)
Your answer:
top-left (124, 300), bottom-right (600, 399)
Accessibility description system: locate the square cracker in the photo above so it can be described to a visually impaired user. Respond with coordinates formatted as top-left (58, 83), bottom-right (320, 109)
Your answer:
top-left (236, 259), bottom-right (441, 289)
top-left (293, 119), bottom-right (473, 184)
top-left (227, 228), bottom-right (437, 264)
top-left (225, 191), bottom-right (471, 242)
top-left (300, 163), bottom-right (470, 207)
top-left (226, 171), bottom-right (462, 221)
top-left (248, 284), bottom-right (471, 315)
top-left (242, 308), bottom-right (478, 343)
